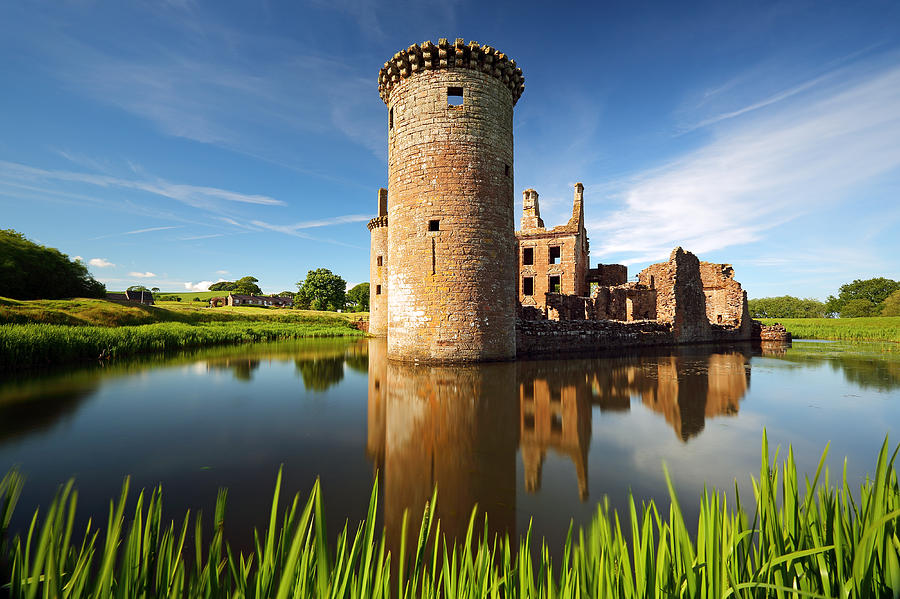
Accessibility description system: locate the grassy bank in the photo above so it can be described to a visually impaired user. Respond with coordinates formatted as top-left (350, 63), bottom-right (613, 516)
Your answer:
top-left (0, 297), bottom-right (365, 370)
top-left (1, 434), bottom-right (898, 598)
top-left (761, 316), bottom-right (900, 342)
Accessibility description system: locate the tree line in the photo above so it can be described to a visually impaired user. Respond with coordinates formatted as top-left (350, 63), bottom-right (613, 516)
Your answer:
top-left (750, 277), bottom-right (900, 318)
top-left (0, 229), bottom-right (105, 299)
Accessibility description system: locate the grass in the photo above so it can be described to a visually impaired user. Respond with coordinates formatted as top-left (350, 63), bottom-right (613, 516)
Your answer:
top-left (761, 316), bottom-right (900, 343)
top-left (1, 433), bottom-right (898, 598)
top-left (0, 297), bottom-right (366, 370)
top-left (0, 321), bottom-right (362, 371)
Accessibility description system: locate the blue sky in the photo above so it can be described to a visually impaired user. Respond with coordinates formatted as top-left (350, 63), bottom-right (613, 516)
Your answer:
top-left (1, 1), bottom-right (899, 299)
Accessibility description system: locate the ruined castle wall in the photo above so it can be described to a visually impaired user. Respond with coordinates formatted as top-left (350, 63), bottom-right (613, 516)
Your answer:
top-left (698, 262), bottom-right (747, 329)
top-left (516, 319), bottom-right (674, 356)
top-left (586, 264), bottom-right (628, 287)
top-left (518, 232), bottom-right (584, 308)
top-left (386, 65), bottom-right (517, 361)
top-left (638, 248), bottom-right (711, 343)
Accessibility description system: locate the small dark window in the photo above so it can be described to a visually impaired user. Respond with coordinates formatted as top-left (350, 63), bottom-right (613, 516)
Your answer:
top-left (523, 277), bottom-right (534, 296)
top-left (376, 255), bottom-right (383, 267)
top-left (376, 285), bottom-right (382, 295)
top-left (447, 87), bottom-right (463, 106)
top-left (549, 276), bottom-right (561, 293)
top-left (505, 164), bottom-right (510, 177)
top-left (389, 107), bottom-right (393, 130)
top-left (549, 246), bottom-right (561, 264)
top-left (428, 219), bottom-right (440, 232)
top-left (524, 413), bottom-right (535, 430)
top-left (374, 380), bottom-right (380, 391)
top-left (523, 247), bottom-right (534, 265)
top-left (551, 412), bottom-right (563, 433)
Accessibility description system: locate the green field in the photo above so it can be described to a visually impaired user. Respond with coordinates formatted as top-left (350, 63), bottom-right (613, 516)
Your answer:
top-left (0, 297), bottom-right (366, 369)
top-left (761, 316), bottom-right (900, 342)
top-left (1, 435), bottom-right (898, 598)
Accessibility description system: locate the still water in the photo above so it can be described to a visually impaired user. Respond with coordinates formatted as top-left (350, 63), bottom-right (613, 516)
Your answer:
top-left (0, 337), bottom-right (898, 553)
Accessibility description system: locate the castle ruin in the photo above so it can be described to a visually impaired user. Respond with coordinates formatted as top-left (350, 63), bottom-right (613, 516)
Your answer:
top-left (368, 38), bottom-right (778, 362)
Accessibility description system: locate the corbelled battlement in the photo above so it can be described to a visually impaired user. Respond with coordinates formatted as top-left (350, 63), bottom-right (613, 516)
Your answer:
top-left (378, 38), bottom-right (525, 105)
top-left (367, 215), bottom-right (388, 231)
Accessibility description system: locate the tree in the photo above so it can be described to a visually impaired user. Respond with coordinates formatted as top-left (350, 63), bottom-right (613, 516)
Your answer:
top-left (346, 282), bottom-right (370, 312)
top-left (233, 276), bottom-right (262, 295)
top-left (840, 298), bottom-right (878, 318)
top-left (0, 229), bottom-right (105, 299)
top-left (277, 290), bottom-right (295, 298)
top-left (295, 269), bottom-right (346, 311)
top-left (209, 276), bottom-right (261, 295)
top-left (127, 285), bottom-right (150, 292)
top-left (151, 287), bottom-right (160, 294)
top-left (826, 277), bottom-right (900, 316)
top-left (881, 290), bottom-right (900, 317)
top-left (748, 296), bottom-right (826, 318)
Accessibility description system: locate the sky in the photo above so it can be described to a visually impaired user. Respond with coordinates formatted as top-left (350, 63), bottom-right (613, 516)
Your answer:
top-left (1, 1), bottom-right (899, 299)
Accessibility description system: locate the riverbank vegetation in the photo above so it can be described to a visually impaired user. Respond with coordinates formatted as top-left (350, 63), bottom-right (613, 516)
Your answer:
top-left (761, 316), bottom-right (900, 343)
top-left (0, 297), bottom-right (364, 370)
top-left (1, 435), bottom-right (898, 597)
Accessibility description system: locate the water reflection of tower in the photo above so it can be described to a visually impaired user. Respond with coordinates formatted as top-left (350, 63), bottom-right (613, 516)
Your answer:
top-left (366, 339), bottom-right (518, 554)
top-left (518, 362), bottom-right (592, 500)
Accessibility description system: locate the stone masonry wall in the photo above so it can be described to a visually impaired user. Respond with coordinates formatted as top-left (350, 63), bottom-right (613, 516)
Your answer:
top-left (368, 188), bottom-right (388, 337)
top-left (699, 261), bottom-right (751, 336)
top-left (638, 247), bottom-right (711, 343)
top-left (385, 46), bottom-right (518, 361)
top-left (586, 264), bottom-right (628, 287)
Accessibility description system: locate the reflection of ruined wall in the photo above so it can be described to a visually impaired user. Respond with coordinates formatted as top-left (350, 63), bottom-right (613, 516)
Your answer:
top-left (518, 361), bottom-right (591, 500)
top-left (638, 247), bottom-right (711, 343)
top-left (517, 185), bottom-right (590, 308)
top-left (368, 189), bottom-right (388, 337)
top-left (579, 350), bottom-right (751, 442)
top-left (381, 359), bottom-right (518, 556)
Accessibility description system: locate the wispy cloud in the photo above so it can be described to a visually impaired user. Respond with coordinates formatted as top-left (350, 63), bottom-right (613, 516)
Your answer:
top-left (588, 61), bottom-right (900, 264)
top-left (92, 225), bottom-right (182, 240)
top-left (251, 214), bottom-right (370, 233)
top-left (88, 257), bottom-right (115, 268)
top-left (129, 271), bottom-right (157, 278)
top-left (0, 161), bottom-right (285, 213)
top-left (215, 269), bottom-right (229, 275)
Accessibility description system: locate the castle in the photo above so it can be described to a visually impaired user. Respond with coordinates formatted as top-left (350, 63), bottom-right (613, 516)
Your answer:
top-left (368, 39), bottom-right (773, 362)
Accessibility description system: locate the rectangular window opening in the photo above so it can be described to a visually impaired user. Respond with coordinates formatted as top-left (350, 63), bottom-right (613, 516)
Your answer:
top-left (549, 275), bottom-right (561, 293)
top-left (523, 276), bottom-right (534, 296)
top-left (549, 246), bottom-right (561, 264)
top-left (428, 219), bottom-right (440, 232)
top-left (505, 164), bottom-right (510, 177)
top-left (376, 285), bottom-right (382, 295)
top-left (551, 412), bottom-right (563, 433)
top-left (389, 107), bottom-right (393, 130)
top-left (376, 255), bottom-right (383, 267)
top-left (523, 247), bottom-right (534, 265)
top-left (447, 86), bottom-right (463, 106)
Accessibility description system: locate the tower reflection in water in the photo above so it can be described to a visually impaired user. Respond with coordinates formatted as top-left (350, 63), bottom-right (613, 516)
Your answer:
top-left (366, 339), bottom-right (752, 550)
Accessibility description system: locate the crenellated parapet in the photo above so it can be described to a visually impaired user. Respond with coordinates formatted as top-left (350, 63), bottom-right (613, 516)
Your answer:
top-left (367, 215), bottom-right (388, 231)
top-left (378, 38), bottom-right (525, 105)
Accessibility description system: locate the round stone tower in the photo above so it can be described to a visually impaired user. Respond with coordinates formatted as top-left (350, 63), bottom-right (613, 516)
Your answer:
top-left (367, 188), bottom-right (388, 336)
top-left (379, 38), bottom-right (524, 362)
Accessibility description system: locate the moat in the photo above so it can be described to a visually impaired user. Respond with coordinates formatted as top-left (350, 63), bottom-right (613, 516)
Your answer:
top-left (1, 338), bottom-right (897, 553)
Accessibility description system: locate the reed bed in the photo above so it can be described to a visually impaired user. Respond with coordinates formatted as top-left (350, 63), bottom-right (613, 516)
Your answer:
top-left (1, 434), bottom-right (898, 598)
top-left (0, 321), bottom-right (362, 371)
top-left (761, 316), bottom-right (900, 343)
